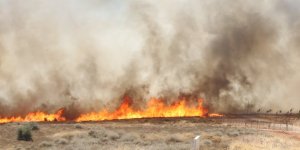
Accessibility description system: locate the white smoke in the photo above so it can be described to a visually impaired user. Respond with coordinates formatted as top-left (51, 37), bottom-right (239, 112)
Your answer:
top-left (0, 0), bottom-right (299, 116)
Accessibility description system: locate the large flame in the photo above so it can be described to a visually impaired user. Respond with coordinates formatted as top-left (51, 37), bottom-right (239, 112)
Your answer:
top-left (76, 97), bottom-right (219, 122)
top-left (0, 109), bottom-right (65, 124)
top-left (0, 97), bottom-right (222, 124)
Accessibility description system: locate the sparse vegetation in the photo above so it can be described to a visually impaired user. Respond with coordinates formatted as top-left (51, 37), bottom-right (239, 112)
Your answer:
top-left (17, 124), bottom-right (33, 141)
top-left (55, 138), bottom-right (68, 145)
top-left (266, 109), bottom-right (272, 114)
top-left (28, 122), bottom-right (39, 130)
top-left (165, 134), bottom-right (184, 143)
top-left (227, 130), bottom-right (240, 137)
top-left (88, 128), bottom-right (120, 140)
top-left (1, 118), bottom-right (298, 149)
top-left (39, 141), bottom-right (53, 147)
top-left (88, 130), bottom-right (98, 138)
top-left (75, 124), bottom-right (83, 129)
top-left (201, 139), bottom-right (213, 146)
top-left (120, 132), bottom-right (139, 142)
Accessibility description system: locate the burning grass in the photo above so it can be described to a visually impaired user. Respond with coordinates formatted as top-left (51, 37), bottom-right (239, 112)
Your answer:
top-left (0, 97), bottom-right (222, 124)
top-left (0, 109), bottom-right (66, 124)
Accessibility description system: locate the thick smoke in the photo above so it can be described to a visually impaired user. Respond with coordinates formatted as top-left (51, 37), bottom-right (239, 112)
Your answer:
top-left (0, 0), bottom-right (299, 117)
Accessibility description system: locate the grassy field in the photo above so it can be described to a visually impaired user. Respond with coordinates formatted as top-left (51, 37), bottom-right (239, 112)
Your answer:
top-left (0, 117), bottom-right (300, 150)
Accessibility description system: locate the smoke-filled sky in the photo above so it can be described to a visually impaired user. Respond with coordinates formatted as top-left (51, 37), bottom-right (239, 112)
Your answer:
top-left (0, 0), bottom-right (300, 116)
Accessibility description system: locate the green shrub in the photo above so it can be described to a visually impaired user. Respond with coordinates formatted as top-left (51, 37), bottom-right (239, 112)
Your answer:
top-left (17, 128), bottom-right (23, 140)
top-left (17, 125), bottom-right (33, 141)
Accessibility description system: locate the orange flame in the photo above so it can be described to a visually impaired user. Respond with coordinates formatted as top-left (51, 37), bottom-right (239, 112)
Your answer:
top-left (76, 97), bottom-right (222, 122)
top-left (0, 97), bottom-right (223, 124)
top-left (0, 109), bottom-right (66, 124)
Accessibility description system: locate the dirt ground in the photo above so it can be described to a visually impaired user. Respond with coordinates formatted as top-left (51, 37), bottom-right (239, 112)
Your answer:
top-left (0, 116), bottom-right (300, 150)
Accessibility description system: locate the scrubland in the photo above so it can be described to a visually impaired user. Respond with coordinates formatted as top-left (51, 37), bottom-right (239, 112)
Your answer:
top-left (0, 117), bottom-right (299, 150)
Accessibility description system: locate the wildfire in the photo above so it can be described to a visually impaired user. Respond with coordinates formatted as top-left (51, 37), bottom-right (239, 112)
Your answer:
top-left (0, 109), bottom-right (66, 124)
top-left (0, 97), bottom-right (223, 124)
top-left (76, 97), bottom-right (221, 122)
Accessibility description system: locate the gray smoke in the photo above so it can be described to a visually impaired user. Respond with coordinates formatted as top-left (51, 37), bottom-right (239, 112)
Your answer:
top-left (0, 0), bottom-right (299, 117)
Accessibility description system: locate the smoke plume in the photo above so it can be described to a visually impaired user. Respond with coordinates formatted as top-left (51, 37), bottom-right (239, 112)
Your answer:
top-left (0, 0), bottom-right (300, 116)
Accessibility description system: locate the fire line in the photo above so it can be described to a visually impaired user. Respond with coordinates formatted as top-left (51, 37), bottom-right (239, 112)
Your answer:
top-left (0, 98), bottom-right (223, 124)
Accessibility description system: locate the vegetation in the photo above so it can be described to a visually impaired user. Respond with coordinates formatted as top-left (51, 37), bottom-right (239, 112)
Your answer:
top-left (17, 125), bottom-right (32, 141)
top-left (28, 122), bottom-right (39, 130)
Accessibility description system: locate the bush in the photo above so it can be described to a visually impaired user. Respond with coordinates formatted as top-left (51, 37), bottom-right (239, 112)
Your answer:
top-left (55, 138), bottom-right (68, 145)
top-left (17, 129), bottom-right (23, 140)
top-left (227, 130), bottom-right (240, 137)
top-left (165, 135), bottom-right (183, 143)
top-left (28, 122), bottom-right (39, 130)
top-left (17, 125), bottom-right (33, 141)
top-left (201, 139), bottom-right (213, 146)
top-left (75, 124), bottom-right (83, 129)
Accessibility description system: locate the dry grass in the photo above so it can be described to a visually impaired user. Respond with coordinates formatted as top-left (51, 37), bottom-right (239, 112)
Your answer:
top-left (0, 118), bottom-right (299, 150)
top-left (229, 134), bottom-right (300, 150)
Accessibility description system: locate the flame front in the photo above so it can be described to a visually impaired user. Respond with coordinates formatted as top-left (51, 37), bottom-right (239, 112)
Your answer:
top-left (0, 109), bottom-right (66, 124)
top-left (75, 98), bottom-right (219, 122)
top-left (0, 98), bottom-right (222, 124)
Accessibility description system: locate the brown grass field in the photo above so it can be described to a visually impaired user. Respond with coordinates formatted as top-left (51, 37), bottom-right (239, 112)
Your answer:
top-left (1, 115), bottom-right (300, 150)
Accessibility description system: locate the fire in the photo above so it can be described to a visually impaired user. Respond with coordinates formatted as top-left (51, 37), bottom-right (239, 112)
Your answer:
top-left (0, 109), bottom-right (65, 124)
top-left (0, 97), bottom-right (223, 124)
top-left (208, 113), bottom-right (224, 117)
top-left (76, 97), bottom-right (222, 122)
